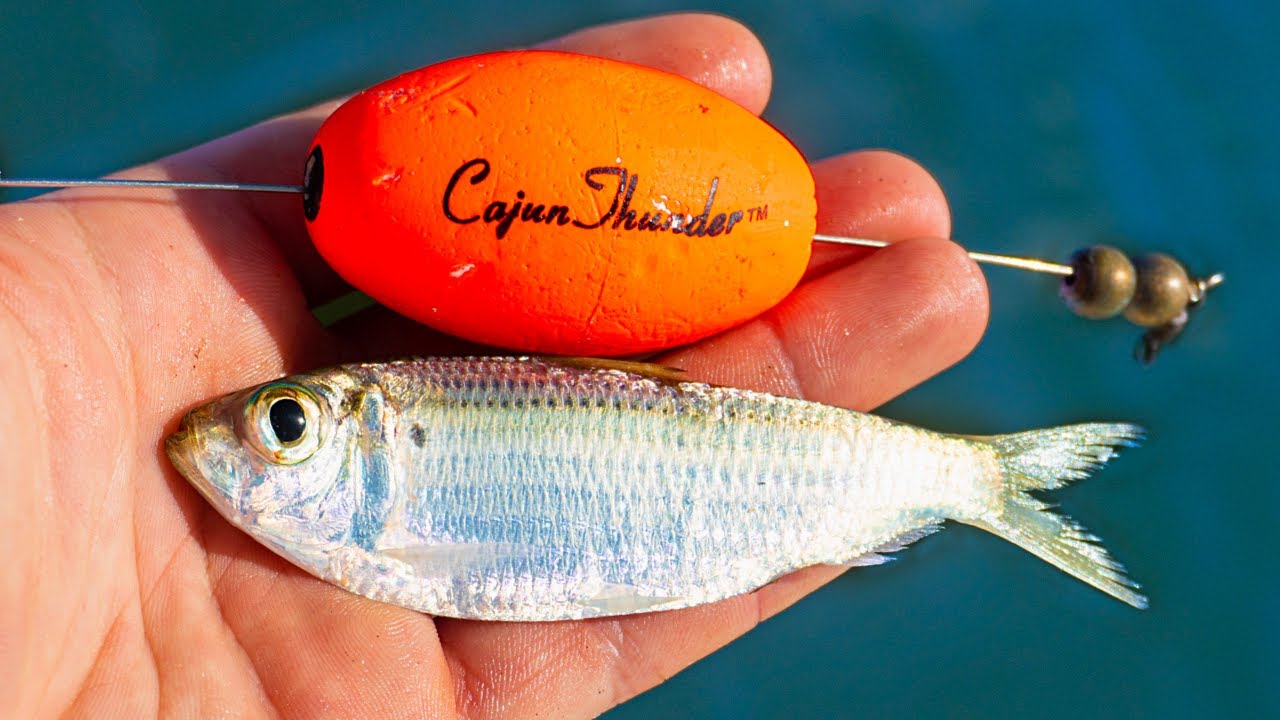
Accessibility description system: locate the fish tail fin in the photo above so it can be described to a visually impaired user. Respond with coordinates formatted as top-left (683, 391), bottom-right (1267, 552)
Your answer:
top-left (962, 423), bottom-right (1149, 609)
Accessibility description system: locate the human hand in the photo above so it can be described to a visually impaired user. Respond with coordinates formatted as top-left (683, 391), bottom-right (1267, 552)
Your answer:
top-left (0, 13), bottom-right (986, 718)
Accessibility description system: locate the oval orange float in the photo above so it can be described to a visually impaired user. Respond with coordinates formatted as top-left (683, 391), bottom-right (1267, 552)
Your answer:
top-left (305, 50), bottom-right (816, 355)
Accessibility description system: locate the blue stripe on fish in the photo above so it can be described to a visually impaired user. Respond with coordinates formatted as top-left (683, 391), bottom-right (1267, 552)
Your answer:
top-left (351, 389), bottom-right (393, 552)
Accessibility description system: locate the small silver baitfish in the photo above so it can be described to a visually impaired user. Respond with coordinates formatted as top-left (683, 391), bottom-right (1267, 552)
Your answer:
top-left (166, 356), bottom-right (1147, 620)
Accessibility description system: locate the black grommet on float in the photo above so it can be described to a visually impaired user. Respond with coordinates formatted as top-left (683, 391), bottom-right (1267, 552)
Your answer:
top-left (303, 145), bottom-right (324, 221)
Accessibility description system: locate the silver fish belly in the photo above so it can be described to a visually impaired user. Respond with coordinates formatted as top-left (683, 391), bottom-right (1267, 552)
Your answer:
top-left (165, 357), bottom-right (1146, 620)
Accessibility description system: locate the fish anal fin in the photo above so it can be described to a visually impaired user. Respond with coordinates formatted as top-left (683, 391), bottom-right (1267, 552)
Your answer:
top-left (830, 553), bottom-right (892, 568)
top-left (871, 523), bottom-right (943, 554)
top-left (826, 523), bottom-right (943, 567)
top-left (548, 357), bottom-right (688, 385)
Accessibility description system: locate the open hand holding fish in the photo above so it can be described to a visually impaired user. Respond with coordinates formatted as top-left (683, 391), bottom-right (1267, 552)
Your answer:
top-left (166, 356), bottom-right (1146, 621)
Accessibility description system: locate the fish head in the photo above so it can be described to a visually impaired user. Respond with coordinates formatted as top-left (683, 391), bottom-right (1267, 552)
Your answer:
top-left (166, 371), bottom-right (366, 569)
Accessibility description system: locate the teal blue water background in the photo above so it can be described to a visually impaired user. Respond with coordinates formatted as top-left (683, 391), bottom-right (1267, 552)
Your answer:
top-left (2, 2), bottom-right (1274, 717)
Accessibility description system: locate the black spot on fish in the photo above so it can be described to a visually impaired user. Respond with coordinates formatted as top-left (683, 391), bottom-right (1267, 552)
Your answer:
top-left (409, 424), bottom-right (426, 447)
top-left (339, 390), bottom-right (361, 416)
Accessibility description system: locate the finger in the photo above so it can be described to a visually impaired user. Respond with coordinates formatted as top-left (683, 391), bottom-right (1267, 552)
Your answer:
top-left (153, 12), bottom-right (776, 307)
top-left (804, 149), bottom-right (952, 280)
top-left (539, 12), bottom-right (772, 114)
top-left (667, 237), bottom-right (989, 409)
top-left (431, 151), bottom-right (988, 718)
top-left (662, 148), bottom-right (967, 401)
top-left (775, 237), bottom-right (988, 408)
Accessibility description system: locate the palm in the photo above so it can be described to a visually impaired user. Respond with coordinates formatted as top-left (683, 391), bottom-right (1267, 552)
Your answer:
top-left (1, 14), bottom-right (986, 719)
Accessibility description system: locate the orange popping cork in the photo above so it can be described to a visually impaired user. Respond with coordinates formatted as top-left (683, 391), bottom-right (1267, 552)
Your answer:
top-left (304, 50), bottom-right (816, 355)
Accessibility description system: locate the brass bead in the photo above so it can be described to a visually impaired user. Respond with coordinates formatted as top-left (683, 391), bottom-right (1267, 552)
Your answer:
top-left (1060, 245), bottom-right (1137, 319)
top-left (1124, 252), bottom-right (1191, 327)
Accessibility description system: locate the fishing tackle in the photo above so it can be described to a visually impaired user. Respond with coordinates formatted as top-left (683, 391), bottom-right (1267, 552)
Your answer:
top-left (1056, 245), bottom-right (1223, 364)
top-left (0, 50), bottom-right (1221, 361)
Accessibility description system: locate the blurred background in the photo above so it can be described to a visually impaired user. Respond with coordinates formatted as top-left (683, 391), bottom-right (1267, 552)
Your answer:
top-left (1, 1), bottom-right (1273, 717)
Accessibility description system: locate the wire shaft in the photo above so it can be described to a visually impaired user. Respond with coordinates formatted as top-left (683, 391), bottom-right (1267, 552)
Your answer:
top-left (0, 177), bottom-right (304, 193)
top-left (812, 233), bottom-right (1073, 276)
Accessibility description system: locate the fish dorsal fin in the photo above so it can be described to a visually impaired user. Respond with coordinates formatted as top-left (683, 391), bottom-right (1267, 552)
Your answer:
top-left (547, 357), bottom-right (688, 385)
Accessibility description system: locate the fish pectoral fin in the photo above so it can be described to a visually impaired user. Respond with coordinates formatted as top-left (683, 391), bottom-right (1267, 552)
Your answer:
top-left (382, 542), bottom-right (551, 577)
top-left (547, 357), bottom-right (689, 385)
top-left (580, 583), bottom-right (685, 616)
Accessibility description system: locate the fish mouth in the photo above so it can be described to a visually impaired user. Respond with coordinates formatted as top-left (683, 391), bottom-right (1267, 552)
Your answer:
top-left (164, 409), bottom-right (239, 515)
top-left (164, 418), bottom-right (196, 480)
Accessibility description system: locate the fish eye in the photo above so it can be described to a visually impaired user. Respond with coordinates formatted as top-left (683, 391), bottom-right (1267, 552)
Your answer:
top-left (243, 383), bottom-right (326, 464)
top-left (269, 398), bottom-right (307, 444)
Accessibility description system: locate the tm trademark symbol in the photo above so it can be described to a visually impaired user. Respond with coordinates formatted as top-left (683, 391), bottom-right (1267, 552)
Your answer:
top-left (747, 205), bottom-right (769, 221)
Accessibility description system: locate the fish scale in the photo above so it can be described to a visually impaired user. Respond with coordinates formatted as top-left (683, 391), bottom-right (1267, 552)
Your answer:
top-left (167, 356), bottom-right (1149, 619)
